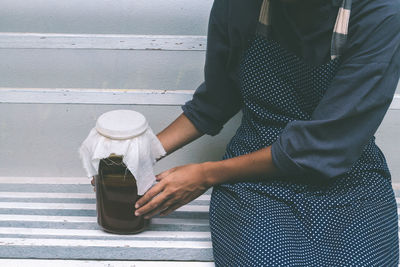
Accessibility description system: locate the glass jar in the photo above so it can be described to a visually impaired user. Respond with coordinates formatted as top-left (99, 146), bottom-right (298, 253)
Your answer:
top-left (89, 109), bottom-right (153, 234)
top-left (94, 154), bottom-right (150, 234)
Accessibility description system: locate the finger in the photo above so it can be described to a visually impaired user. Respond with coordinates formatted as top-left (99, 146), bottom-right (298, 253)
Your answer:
top-left (135, 191), bottom-right (171, 216)
top-left (135, 182), bottom-right (164, 208)
top-left (141, 198), bottom-right (176, 219)
top-left (155, 168), bottom-right (176, 181)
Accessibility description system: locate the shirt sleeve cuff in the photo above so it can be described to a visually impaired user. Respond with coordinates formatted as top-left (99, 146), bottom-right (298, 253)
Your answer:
top-left (271, 140), bottom-right (306, 178)
top-left (181, 103), bottom-right (222, 136)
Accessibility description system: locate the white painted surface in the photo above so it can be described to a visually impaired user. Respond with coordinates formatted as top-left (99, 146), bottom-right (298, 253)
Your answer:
top-left (0, 215), bottom-right (97, 223)
top-left (0, 49), bottom-right (205, 90)
top-left (0, 238), bottom-right (212, 249)
top-left (0, 202), bottom-right (208, 212)
top-left (0, 33), bottom-right (207, 51)
top-left (0, 104), bottom-right (241, 177)
top-left (392, 94), bottom-right (400, 109)
top-left (397, 81), bottom-right (400, 94)
top-left (0, 88), bottom-right (194, 105)
top-left (0, 0), bottom-right (213, 35)
top-left (0, 192), bottom-right (95, 199)
top-left (0, 227), bottom-right (211, 239)
top-left (0, 192), bottom-right (210, 201)
top-left (1, 103), bottom-right (399, 182)
top-left (0, 0), bottom-right (398, 184)
top-left (0, 176), bottom-right (213, 261)
top-left (0, 215), bottom-right (209, 226)
top-left (0, 177), bottom-right (90, 184)
top-left (0, 259), bottom-right (215, 267)
top-left (375, 110), bottom-right (400, 182)
top-left (392, 184), bottom-right (400, 190)
top-left (1, 88), bottom-right (399, 108)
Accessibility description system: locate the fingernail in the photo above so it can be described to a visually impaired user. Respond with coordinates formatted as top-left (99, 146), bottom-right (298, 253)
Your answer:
top-left (135, 203), bottom-right (139, 208)
top-left (135, 212), bottom-right (139, 216)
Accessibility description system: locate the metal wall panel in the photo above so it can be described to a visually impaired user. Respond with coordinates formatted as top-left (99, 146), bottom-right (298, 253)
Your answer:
top-left (0, 0), bottom-right (398, 182)
top-left (0, 103), bottom-right (398, 183)
top-left (0, 103), bottom-right (241, 178)
top-left (0, 0), bottom-right (213, 35)
top-left (0, 49), bottom-right (205, 90)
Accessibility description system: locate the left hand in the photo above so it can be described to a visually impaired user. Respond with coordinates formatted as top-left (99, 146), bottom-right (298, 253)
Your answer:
top-left (134, 163), bottom-right (212, 219)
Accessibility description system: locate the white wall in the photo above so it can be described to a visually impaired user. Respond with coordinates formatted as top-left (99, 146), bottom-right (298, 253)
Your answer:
top-left (0, 0), bottom-right (399, 182)
top-left (0, 103), bottom-right (241, 177)
top-left (0, 0), bottom-right (212, 35)
top-left (0, 49), bottom-right (205, 90)
top-left (0, 104), bottom-right (399, 182)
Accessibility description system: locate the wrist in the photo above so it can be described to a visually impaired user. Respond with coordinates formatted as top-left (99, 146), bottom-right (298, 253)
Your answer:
top-left (201, 161), bottom-right (226, 187)
top-left (156, 133), bottom-right (167, 152)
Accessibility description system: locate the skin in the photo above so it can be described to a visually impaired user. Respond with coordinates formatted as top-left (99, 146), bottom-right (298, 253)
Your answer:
top-left (134, 113), bottom-right (280, 219)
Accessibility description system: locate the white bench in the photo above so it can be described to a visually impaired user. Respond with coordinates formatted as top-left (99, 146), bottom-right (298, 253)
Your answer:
top-left (0, 177), bottom-right (214, 266)
top-left (0, 177), bottom-right (399, 266)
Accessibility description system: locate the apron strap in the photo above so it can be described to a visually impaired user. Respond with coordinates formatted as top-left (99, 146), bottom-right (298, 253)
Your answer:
top-left (256, 0), bottom-right (271, 37)
top-left (257, 0), bottom-right (352, 60)
top-left (331, 0), bottom-right (352, 59)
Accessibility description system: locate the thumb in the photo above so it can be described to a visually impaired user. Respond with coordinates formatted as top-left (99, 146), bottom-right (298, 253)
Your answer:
top-left (156, 167), bottom-right (176, 181)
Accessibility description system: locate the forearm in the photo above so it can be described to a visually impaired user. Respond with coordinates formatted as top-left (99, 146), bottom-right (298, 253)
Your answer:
top-left (202, 146), bottom-right (281, 186)
top-left (156, 113), bottom-right (204, 158)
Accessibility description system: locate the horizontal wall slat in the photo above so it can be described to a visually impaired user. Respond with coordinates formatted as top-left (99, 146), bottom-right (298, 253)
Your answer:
top-left (1, 88), bottom-right (399, 109)
top-left (0, 227), bottom-right (211, 239)
top-left (0, 88), bottom-right (194, 105)
top-left (0, 238), bottom-right (212, 249)
top-left (0, 33), bottom-right (207, 51)
top-left (0, 259), bottom-right (214, 267)
top-left (0, 202), bottom-right (208, 212)
top-left (0, 215), bottom-right (209, 225)
top-left (0, 177), bottom-right (90, 184)
top-left (0, 192), bottom-right (210, 201)
top-left (0, 0), bottom-right (213, 36)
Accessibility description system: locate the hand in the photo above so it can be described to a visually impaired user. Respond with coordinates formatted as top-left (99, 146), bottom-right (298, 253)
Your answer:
top-left (134, 163), bottom-right (212, 219)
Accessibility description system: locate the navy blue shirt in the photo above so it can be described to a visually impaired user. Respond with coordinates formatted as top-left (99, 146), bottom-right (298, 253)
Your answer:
top-left (181, 0), bottom-right (400, 179)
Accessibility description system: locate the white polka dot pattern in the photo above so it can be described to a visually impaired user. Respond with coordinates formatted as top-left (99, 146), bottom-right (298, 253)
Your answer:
top-left (209, 35), bottom-right (399, 266)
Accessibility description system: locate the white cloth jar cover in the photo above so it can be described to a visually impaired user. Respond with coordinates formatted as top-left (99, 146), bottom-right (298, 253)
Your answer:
top-left (78, 110), bottom-right (167, 195)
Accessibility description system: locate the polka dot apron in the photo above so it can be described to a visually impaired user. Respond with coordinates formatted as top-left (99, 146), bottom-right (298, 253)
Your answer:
top-left (209, 0), bottom-right (399, 266)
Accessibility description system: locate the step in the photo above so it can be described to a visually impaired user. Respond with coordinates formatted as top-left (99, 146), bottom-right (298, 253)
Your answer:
top-left (0, 177), bottom-right (212, 261)
top-left (1, 177), bottom-right (399, 263)
top-left (0, 259), bottom-right (214, 267)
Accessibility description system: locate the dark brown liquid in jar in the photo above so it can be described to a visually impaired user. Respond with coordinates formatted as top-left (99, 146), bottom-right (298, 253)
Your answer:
top-left (95, 155), bottom-right (150, 234)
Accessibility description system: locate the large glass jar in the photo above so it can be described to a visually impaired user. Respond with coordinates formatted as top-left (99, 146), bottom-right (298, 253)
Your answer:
top-left (80, 109), bottom-right (165, 234)
top-left (94, 154), bottom-right (150, 234)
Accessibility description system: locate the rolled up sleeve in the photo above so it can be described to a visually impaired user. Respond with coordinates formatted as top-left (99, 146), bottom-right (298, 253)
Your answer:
top-left (181, 0), bottom-right (243, 136)
top-left (271, 6), bottom-right (400, 180)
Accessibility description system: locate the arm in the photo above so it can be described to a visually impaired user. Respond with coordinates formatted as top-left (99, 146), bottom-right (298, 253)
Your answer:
top-left (158, 115), bottom-right (280, 186)
top-left (202, 146), bottom-right (280, 185)
top-left (134, 145), bottom-right (280, 219)
top-left (156, 113), bottom-right (204, 158)
top-left (134, 2), bottom-right (400, 218)
top-left (270, 3), bottom-right (400, 179)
